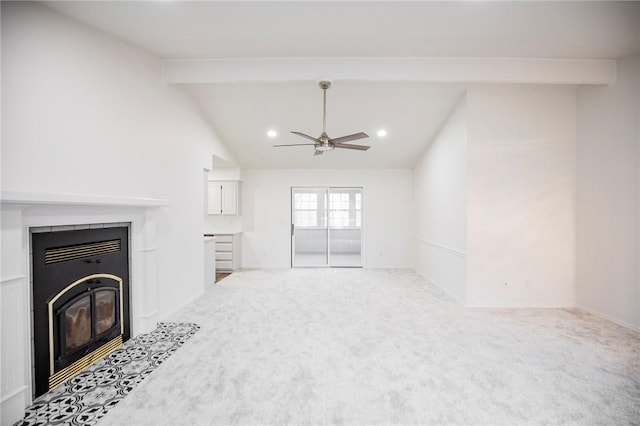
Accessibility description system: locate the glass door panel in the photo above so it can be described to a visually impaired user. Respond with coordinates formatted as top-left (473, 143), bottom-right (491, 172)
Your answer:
top-left (292, 188), bottom-right (328, 267)
top-left (328, 188), bottom-right (362, 267)
top-left (292, 187), bottom-right (363, 268)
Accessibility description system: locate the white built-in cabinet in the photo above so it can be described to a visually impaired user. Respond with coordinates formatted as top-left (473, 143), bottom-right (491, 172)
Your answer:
top-left (215, 234), bottom-right (241, 272)
top-left (208, 181), bottom-right (240, 215)
top-left (204, 237), bottom-right (216, 285)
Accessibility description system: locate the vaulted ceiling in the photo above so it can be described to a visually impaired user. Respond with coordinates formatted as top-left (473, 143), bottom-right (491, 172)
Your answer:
top-left (44, 1), bottom-right (640, 169)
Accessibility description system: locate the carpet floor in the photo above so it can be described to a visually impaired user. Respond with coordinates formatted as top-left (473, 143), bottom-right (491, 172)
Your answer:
top-left (98, 269), bottom-right (640, 425)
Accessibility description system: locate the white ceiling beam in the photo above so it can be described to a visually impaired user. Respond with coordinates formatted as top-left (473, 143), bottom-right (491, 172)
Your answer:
top-left (162, 57), bottom-right (616, 85)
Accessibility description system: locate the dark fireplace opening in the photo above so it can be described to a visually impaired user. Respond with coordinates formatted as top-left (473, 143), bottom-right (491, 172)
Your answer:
top-left (63, 287), bottom-right (117, 352)
top-left (31, 226), bottom-right (130, 398)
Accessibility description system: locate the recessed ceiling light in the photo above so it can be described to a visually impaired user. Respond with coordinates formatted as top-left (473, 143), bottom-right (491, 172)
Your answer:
top-left (267, 130), bottom-right (277, 138)
top-left (377, 129), bottom-right (387, 137)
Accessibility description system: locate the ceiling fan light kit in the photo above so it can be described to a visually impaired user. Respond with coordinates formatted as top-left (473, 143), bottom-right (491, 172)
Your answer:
top-left (273, 81), bottom-right (371, 156)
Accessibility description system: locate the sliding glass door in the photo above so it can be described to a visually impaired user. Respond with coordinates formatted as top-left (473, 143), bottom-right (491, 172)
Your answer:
top-left (292, 188), bottom-right (328, 267)
top-left (291, 187), bottom-right (362, 267)
top-left (328, 188), bottom-right (362, 267)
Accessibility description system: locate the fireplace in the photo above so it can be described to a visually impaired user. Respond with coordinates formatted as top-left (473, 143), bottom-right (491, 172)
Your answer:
top-left (31, 226), bottom-right (131, 398)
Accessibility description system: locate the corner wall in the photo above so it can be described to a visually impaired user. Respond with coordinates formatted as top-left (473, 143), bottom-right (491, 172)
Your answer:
top-left (412, 96), bottom-right (468, 303)
top-left (466, 86), bottom-right (576, 307)
top-left (576, 54), bottom-right (640, 330)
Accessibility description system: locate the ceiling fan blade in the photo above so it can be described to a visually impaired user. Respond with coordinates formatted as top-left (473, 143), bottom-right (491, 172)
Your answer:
top-left (273, 143), bottom-right (316, 147)
top-left (314, 150), bottom-right (323, 156)
top-left (333, 142), bottom-right (370, 151)
top-left (291, 131), bottom-right (321, 143)
top-left (329, 132), bottom-right (369, 144)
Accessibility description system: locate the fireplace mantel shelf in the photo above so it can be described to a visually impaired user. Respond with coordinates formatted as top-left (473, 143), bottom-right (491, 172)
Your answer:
top-left (0, 191), bottom-right (169, 207)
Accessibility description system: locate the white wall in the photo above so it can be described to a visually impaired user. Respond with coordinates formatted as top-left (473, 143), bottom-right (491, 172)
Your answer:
top-left (412, 96), bottom-right (468, 303)
top-left (576, 54), bottom-right (640, 330)
top-left (241, 169), bottom-right (412, 268)
top-left (2, 1), bottom-right (236, 310)
top-left (466, 86), bottom-right (576, 307)
top-left (209, 167), bottom-right (242, 181)
top-left (1, 4), bottom-right (234, 422)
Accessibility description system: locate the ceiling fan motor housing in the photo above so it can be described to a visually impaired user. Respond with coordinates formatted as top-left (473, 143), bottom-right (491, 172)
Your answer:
top-left (316, 132), bottom-right (334, 152)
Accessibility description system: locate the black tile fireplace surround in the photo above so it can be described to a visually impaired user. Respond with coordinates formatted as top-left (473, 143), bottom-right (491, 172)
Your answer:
top-left (31, 226), bottom-right (131, 398)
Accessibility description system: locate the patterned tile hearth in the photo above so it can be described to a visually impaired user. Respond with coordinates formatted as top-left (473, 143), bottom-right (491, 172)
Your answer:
top-left (15, 322), bottom-right (200, 426)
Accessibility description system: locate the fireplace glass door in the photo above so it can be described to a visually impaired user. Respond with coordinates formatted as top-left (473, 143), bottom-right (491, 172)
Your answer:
top-left (63, 295), bottom-right (92, 352)
top-left (291, 187), bottom-right (362, 267)
top-left (57, 284), bottom-right (120, 361)
top-left (95, 289), bottom-right (116, 334)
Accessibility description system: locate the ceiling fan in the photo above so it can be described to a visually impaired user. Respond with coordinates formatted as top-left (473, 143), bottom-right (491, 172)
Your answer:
top-left (273, 81), bottom-right (370, 156)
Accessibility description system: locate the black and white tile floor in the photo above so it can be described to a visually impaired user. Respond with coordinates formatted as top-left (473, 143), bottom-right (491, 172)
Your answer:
top-left (15, 322), bottom-right (200, 426)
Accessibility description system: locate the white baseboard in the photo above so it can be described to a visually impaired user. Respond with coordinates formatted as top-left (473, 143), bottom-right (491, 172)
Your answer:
top-left (156, 291), bottom-right (204, 325)
top-left (576, 304), bottom-right (640, 333)
top-left (417, 272), bottom-right (467, 306)
top-left (1, 385), bottom-right (28, 426)
top-left (466, 301), bottom-right (575, 308)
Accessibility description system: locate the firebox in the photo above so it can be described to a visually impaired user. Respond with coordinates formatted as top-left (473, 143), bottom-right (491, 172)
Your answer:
top-left (31, 226), bottom-right (130, 398)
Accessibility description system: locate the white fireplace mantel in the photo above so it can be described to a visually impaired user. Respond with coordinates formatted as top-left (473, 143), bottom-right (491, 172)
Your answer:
top-left (1, 190), bottom-right (169, 425)
top-left (1, 190), bottom-right (169, 207)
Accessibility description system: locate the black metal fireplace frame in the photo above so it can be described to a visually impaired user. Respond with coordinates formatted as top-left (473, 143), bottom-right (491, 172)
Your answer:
top-left (31, 226), bottom-right (131, 398)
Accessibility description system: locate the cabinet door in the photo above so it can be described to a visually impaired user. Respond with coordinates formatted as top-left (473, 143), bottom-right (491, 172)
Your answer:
top-left (220, 182), bottom-right (238, 215)
top-left (207, 182), bottom-right (222, 214)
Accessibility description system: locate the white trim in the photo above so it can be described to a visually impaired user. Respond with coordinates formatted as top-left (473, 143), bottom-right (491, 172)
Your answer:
top-left (137, 247), bottom-right (158, 253)
top-left (1, 385), bottom-right (28, 425)
top-left (0, 385), bottom-right (28, 404)
top-left (1, 191), bottom-right (169, 207)
top-left (414, 237), bottom-right (466, 258)
top-left (0, 274), bottom-right (26, 287)
top-left (157, 293), bottom-right (202, 323)
top-left (138, 310), bottom-right (159, 319)
top-left (576, 304), bottom-right (640, 333)
top-left (163, 57), bottom-right (616, 85)
top-left (422, 274), bottom-right (466, 306)
top-left (466, 302), bottom-right (575, 308)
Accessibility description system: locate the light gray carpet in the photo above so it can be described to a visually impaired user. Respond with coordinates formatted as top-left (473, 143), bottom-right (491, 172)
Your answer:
top-left (98, 269), bottom-right (640, 425)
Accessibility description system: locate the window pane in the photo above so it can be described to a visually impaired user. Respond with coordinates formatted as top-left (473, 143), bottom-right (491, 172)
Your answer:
top-left (295, 193), bottom-right (318, 210)
top-left (329, 193), bottom-right (339, 209)
top-left (329, 210), bottom-right (349, 227)
top-left (295, 211), bottom-right (317, 227)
